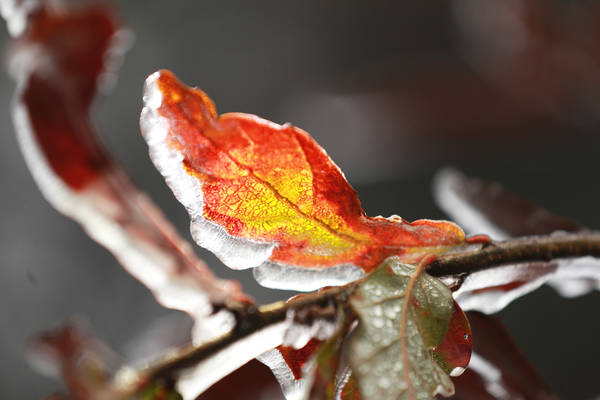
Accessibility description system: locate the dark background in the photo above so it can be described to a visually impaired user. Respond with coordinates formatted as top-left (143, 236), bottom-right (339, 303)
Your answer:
top-left (1, 1), bottom-right (600, 398)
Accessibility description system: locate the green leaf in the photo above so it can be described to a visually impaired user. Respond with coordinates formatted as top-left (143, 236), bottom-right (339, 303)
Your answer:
top-left (349, 256), bottom-right (455, 400)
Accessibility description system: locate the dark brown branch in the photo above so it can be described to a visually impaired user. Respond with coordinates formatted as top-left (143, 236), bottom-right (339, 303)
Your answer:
top-left (125, 231), bottom-right (600, 394)
top-left (428, 232), bottom-right (600, 277)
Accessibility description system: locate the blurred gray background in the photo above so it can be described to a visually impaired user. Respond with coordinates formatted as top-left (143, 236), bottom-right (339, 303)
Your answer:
top-left (1, 1), bottom-right (600, 398)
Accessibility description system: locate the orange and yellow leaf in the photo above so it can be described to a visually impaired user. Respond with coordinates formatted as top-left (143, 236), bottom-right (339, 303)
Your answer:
top-left (141, 70), bottom-right (466, 290)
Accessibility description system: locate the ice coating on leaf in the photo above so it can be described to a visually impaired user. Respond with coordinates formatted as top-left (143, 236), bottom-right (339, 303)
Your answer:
top-left (5, 3), bottom-right (248, 343)
top-left (282, 309), bottom-right (337, 349)
top-left (434, 168), bottom-right (582, 239)
top-left (177, 322), bottom-right (289, 399)
top-left (455, 256), bottom-right (600, 314)
top-left (434, 168), bottom-right (599, 313)
top-left (259, 307), bottom-right (340, 400)
top-left (254, 261), bottom-right (365, 291)
top-left (140, 77), bottom-right (275, 271)
top-left (257, 348), bottom-right (312, 400)
top-left (349, 257), bottom-right (456, 400)
top-left (140, 70), bottom-right (466, 291)
top-left (0, 0), bottom-right (40, 37)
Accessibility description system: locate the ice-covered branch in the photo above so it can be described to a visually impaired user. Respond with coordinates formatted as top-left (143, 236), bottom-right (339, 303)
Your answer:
top-left (123, 231), bottom-right (600, 396)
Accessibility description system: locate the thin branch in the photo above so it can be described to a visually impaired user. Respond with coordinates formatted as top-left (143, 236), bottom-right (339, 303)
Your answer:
top-left (427, 231), bottom-right (600, 277)
top-left (131, 284), bottom-right (355, 391)
top-left (126, 231), bottom-right (600, 393)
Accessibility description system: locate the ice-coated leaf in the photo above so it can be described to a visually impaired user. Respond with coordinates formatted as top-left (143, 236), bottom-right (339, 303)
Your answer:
top-left (258, 319), bottom-right (336, 399)
top-left (4, 1), bottom-right (249, 343)
top-left (173, 319), bottom-right (289, 399)
top-left (28, 320), bottom-right (123, 400)
top-left (349, 257), bottom-right (457, 400)
top-left (451, 312), bottom-right (557, 400)
top-left (433, 168), bottom-right (582, 240)
top-left (453, 255), bottom-right (600, 313)
top-left (434, 168), bottom-right (600, 313)
top-left (140, 70), bottom-right (466, 291)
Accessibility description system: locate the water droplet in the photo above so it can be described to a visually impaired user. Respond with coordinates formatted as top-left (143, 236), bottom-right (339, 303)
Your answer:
top-left (379, 377), bottom-right (391, 389)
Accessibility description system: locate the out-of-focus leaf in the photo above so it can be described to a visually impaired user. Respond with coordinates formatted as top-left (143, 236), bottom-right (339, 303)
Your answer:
top-left (349, 257), bottom-right (460, 400)
top-left (140, 70), bottom-right (466, 292)
top-left (434, 168), bottom-right (600, 313)
top-left (140, 382), bottom-right (183, 400)
top-left (28, 320), bottom-right (122, 400)
top-left (454, 0), bottom-right (600, 126)
top-left (434, 168), bottom-right (582, 240)
top-left (4, 1), bottom-right (249, 343)
top-left (450, 312), bottom-right (557, 400)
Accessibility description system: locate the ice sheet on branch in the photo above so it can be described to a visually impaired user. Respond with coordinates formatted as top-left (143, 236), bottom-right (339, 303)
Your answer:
top-left (434, 168), bottom-right (600, 313)
top-left (4, 1), bottom-right (248, 343)
top-left (140, 70), bottom-right (466, 292)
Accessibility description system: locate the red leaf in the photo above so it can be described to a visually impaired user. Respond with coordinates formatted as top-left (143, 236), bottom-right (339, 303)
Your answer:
top-left (29, 320), bottom-right (119, 400)
top-left (277, 339), bottom-right (323, 380)
top-left (7, 2), bottom-right (250, 335)
top-left (435, 169), bottom-right (600, 313)
top-left (450, 312), bottom-right (557, 400)
top-left (141, 70), bottom-right (466, 291)
top-left (433, 300), bottom-right (472, 377)
top-left (434, 168), bottom-right (583, 239)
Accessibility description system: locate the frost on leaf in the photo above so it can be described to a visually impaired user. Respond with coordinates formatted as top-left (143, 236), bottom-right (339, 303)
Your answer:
top-left (434, 168), bottom-right (600, 313)
top-left (349, 257), bottom-right (462, 400)
top-left (4, 1), bottom-right (249, 343)
top-left (140, 70), bottom-right (466, 291)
